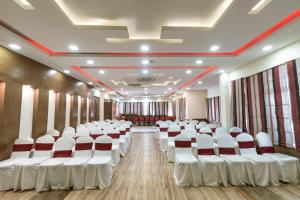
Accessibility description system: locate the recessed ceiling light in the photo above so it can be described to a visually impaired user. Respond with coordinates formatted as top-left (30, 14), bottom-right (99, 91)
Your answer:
top-left (121, 88), bottom-right (124, 91)
top-left (210, 45), bottom-right (220, 51)
top-left (8, 43), bottom-right (21, 50)
top-left (125, 92), bottom-right (129, 95)
top-left (144, 88), bottom-right (148, 90)
top-left (88, 82), bottom-right (93, 85)
top-left (63, 70), bottom-right (70, 74)
top-left (101, 88), bottom-right (106, 91)
top-left (68, 44), bottom-right (79, 51)
top-left (164, 91), bottom-right (167, 94)
top-left (198, 81), bottom-right (203, 85)
top-left (142, 69), bottom-right (149, 74)
top-left (142, 59), bottom-right (150, 65)
top-left (168, 88), bottom-right (172, 91)
top-left (218, 69), bottom-right (225, 74)
top-left (99, 70), bottom-right (105, 74)
top-left (186, 70), bottom-right (192, 74)
top-left (86, 60), bottom-right (94, 65)
top-left (262, 45), bottom-right (273, 51)
top-left (187, 87), bottom-right (190, 90)
top-left (140, 45), bottom-right (149, 52)
top-left (78, 82), bottom-right (83, 86)
top-left (169, 77), bottom-right (173, 79)
top-left (196, 60), bottom-right (203, 65)
top-left (49, 70), bottom-right (57, 75)
top-left (145, 92), bottom-right (148, 94)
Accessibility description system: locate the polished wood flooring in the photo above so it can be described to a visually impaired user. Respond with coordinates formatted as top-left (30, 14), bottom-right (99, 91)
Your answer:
top-left (1, 131), bottom-right (300, 200)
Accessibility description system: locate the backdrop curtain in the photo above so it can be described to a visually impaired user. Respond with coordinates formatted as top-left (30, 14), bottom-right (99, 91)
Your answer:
top-left (232, 58), bottom-right (300, 150)
top-left (206, 96), bottom-right (220, 124)
top-left (121, 102), bottom-right (169, 116)
top-left (179, 98), bottom-right (186, 120)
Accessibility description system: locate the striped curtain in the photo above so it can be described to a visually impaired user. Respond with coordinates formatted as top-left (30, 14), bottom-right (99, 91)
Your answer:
top-left (206, 96), bottom-right (221, 124)
top-left (232, 59), bottom-right (300, 150)
top-left (179, 98), bottom-right (186, 120)
top-left (172, 100), bottom-right (176, 117)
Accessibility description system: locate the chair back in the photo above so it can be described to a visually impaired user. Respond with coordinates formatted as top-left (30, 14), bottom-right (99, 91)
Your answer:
top-left (75, 128), bottom-right (90, 137)
top-left (215, 127), bottom-right (228, 137)
top-left (196, 134), bottom-right (215, 155)
top-left (174, 133), bottom-right (193, 155)
top-left (94, 135), bottom-right (113, 157)
top-left (64, 126), bottom-right (75, 133)
top-left (33, 135), bottom-right (54, 158)
top-left (62, 130), bottom-right (76, 138)
top-left (229, 127), bottom-right (243, 137)
top-left (199, 127), bottom-right (213, 136)
top-left (236, 133), bottom-right (257, 155)
top-left (53, 137), bottom-right (74, 158)
top-left (74, 136), bottom-right (93, 157)
top-left (256, 132), bottom-right (276, 154)
top-left (208, 123), bottom-right (217, 132)
top-left (216, 134), bottom-right (236, 155)
top-left (106, 130), bottom-right (120, 146)
top-left (10, 137), bottom-right (34, 159)
top-left (46, 129), bottom-right (60, 141)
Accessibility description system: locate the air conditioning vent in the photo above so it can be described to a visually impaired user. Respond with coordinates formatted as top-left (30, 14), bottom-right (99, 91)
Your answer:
top-left (137, 77), bottom-right (155, 83)
top-left (128, 83), bottom-right (142, 87)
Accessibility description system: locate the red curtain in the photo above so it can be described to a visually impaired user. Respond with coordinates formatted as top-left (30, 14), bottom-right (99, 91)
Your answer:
top-left (206, 96), bottom-right (220, 124)
top-left (232, 58), bottom-right (300, 150)
top-left (179, 98), bottom-right (186, 120)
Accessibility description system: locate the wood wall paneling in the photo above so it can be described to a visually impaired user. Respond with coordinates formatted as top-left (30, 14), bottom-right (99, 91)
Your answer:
top-left (89, 97), bottom-right (94, 122)
top-left (54, 92), bottom-right (66, 133)
top-left (32, 88), bottom-right (49, 139)
top-left (81, 97), bottom-right (86, 124)
top-left (70, 95), bottom-right (78, 128)
top-left (95, 97), bottom-right (100, 121)
top-left (104, 102), bottom-right (112, 120)
top-left (0, 80), bottom-right (22, 160)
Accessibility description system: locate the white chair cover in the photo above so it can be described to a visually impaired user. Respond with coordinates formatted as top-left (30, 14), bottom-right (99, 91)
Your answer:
top-left (196, 134), bottom-right (228, 186)
top-left (85, 135), bottom-right (113, 189)
top-left (199, 127), bottom-right (213, 137)
top-left (61, 136), bottom-right (93, 190)
top-left (158, 122), bottom-right (170, 152)
top-left (46, 129), bottom-right (60, 141)
top-left (0, 137), bottom-right (34, 191)
top-left (216, 134), bottom-right (255, 186)
top-left (229, 127), bottom-right (243, 138)
top-left (173, 133), bottom-right (201, 187)
top-left (62, 131), bottom-right (76, 138)
top-left (106, 130), bottom-right (121, 166)
top-left (215, 127), bottom-right (228, 136)
top-left (64, 127), bottom-right (75, 133)
top-left (13, 135), bottom-right (54, 191)
top-left (207, 123), bottom-right (217, 132)
top-left (118, 126), bottom-right (129, 156)
top-left (35, 137), bottom-right (74, 192)
top-left (166, 126), bottom-right (182, 162)
top-left (236, 133), bottom-right (280, 186)
top-left (75, 128), bottom-right (90, 137)
top-left (256, 132), bottom-right (300, 183)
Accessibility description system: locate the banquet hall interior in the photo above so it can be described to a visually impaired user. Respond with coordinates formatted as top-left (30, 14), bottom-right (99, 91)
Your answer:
top-left (1, 0), bottom-right (300, 200)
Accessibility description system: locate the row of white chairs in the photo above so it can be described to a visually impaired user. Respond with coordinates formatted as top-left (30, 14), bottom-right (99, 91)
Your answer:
top-left (170, 132), bottom-right (300, 187)
top-left (0, 121), bottom-right (132, 191)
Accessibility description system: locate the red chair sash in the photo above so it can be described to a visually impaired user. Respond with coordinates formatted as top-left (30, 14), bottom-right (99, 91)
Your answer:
top-left (12, 144), bottom-right (33, 152)
top-left (238, 141), bottom-right (255, 149)
top-left (91, 134), bottom-right (102, 140)
top-left (126, 128), bottom-right (130, 131)
top-left (180, 126), bottom-right (185, 130)
top-left (196, 128), bottom-right (200, 133)
top-left (218, 147), bottom-right (236, 155)
top-left (107, 133), bottom-right (120, 139)
top-left (198, 148), bottom-right (215, 155)
top-left (160, 127), bottom-right (168, 132)
top-left (230, 132), bottom-right (241, 137)
top-left (120, 130), bottom-right (126, 135)
top-left (95, 143), bottom-right (112, 151)
top-left (35, 143), bottom-right (53, 151)
top-left (175, 140), bottom-right (192, 148)
top-left (200, 132), bottom-right (212, 136)
top-left (260, 146), bottom-right (276, 154)
top-left (53, 136), bottom-right (60, 141)
top-left (168, 131), bottom-right (180, 137)
top-left (53, 150), bottom-right (72, 158)
top-left (191, 138), bottom-right (196, 143)
top-left (211, 128), bottom-right (216, 132)
top-left (75, 143), bottom-right (93, 150)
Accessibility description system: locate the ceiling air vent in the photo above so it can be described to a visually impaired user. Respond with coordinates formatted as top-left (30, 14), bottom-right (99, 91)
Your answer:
top-left (137, 77), bottom-right (155, 83)
top-left (128, 83), bottom-right (142, 87)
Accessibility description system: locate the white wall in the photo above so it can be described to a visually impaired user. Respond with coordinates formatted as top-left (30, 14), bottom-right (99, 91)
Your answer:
top-left (47, 90), bottom-right (56, 131)
top-left (207, 86), bottom-right (220, 98)
top-left (230, 40), bottom-right (300, 80)
top-left (185, 90), bottom-right (207, 119)
top-left (65, 93), bottom-right (71, 128)
top-left (19, 85), bottom-right (34, 138)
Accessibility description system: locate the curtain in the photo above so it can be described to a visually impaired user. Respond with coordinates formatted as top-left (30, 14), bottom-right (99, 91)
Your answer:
top-left (232, 58), bottom-right (300, 150)
top-left (121, 102), bottom-right (169, 116)
top-left (172, 100), bottom-right (176, 117)
top-left (206, 96), bottom-right (220, 124)
top-left (179, 98), bottom-right (186, 120)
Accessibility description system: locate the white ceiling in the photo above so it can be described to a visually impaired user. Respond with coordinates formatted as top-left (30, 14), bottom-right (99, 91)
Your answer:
top-left (0, 0), bottom-right (300, 98)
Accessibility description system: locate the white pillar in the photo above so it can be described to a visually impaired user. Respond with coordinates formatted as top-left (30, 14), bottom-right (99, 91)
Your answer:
top-left (19, 85), bottom-right (34, 138)
top-left (100, 95), bottom-right (104, 121)
top-left (65, 93), bottom-right (71, 128)
top-left (219, 73), bottom-right (231, 128)
top-left (175, 98), bottom-right (179, 120)
top-left (47, 90), bottom-right (56, 131)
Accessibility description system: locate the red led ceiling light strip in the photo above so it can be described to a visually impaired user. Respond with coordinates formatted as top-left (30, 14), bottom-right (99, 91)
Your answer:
top-left (1, 9), bottom-right (300, 57)
top-left (80, 66), bottom-right (209, 69)
top-left (72, 66), bottom-right (113, 91)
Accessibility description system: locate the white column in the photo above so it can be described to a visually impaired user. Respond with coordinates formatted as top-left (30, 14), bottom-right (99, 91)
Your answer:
top-left (86, 97), bottom-right (89, 122)
top-left (19, 85), bottom-right (34, 138)
top-left (65, 93), bottom-right (71, 128)
top-left (219, 73), bottom-right (231, 128)
top-left (47, 90), bottom-right (56, 131)
top-left (100, 95), bottom-right (104, 121)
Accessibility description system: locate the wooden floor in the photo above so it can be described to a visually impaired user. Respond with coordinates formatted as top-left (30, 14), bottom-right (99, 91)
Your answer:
top-left (1, 131), bottom-right (300, 200)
